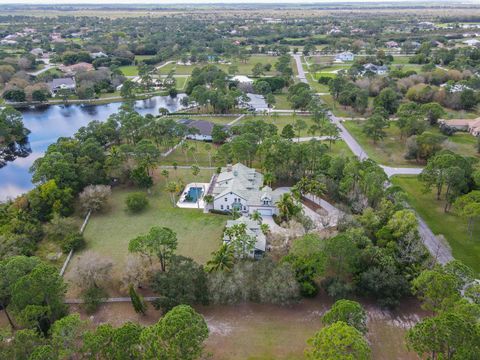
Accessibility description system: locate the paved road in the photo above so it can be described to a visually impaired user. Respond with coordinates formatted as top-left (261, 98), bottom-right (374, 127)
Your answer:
top-left (293, 54), bottom-right (308, 83)
top-left (28, 64), bottom-right (55, 77)
top-left (291, 55), bottom-right (454, 265)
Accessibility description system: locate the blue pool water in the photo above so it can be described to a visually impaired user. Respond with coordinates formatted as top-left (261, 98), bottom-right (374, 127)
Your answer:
top-left (185, 187), bottom-right (203, 202)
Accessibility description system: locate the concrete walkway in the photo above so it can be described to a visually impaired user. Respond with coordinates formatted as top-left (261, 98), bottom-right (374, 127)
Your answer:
top-left (227, 114), bottom-right (246, 126)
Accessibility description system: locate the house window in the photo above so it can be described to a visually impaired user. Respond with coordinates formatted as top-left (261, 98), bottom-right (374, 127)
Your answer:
top-left (243, 206), bottom-right (246, 210)
top-left (220, 205), bottom-right (224, 210)
top-left (224, 198), bottom-right (227, 202)
top-left (227, 205), bottom-right (230, 210)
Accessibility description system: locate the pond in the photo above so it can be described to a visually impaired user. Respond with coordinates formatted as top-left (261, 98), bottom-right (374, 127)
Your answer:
top-left (0, 94), bottom-right (187, 201)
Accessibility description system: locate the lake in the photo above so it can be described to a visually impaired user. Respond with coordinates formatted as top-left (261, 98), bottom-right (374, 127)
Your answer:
top-left (0, 94), bottom-right (187, 201)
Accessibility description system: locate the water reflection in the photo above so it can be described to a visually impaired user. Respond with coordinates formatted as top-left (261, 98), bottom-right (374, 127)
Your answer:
top-left (0, 94), bottom-right (187, 201)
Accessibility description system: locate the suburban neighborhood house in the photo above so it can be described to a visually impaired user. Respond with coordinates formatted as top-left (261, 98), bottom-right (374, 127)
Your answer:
top-left (362, 63), bottom-right (389, 75)
top-left (439, 118), bottom-right (480, 136)
top-left (179, 119), bottom-right (216, 141)
top-left (224, 217), bottom-right (266, 259)
top-left (208, 163), bottom-right (283, 216)
top-left (335, 51), bottom-right (355, 62)
top-left (49, 77), bottom-right (76, 95)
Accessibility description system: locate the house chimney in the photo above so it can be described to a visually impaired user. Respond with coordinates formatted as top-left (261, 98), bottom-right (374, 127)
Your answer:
top-left (227, 164), bottom-right (232, 172)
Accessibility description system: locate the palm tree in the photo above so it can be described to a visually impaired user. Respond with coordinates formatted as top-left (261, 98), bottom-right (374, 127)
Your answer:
top-left (263, 172), bottom-right (275, 187)
top-left (191, 165), bottom-right (201, 208)
top-left (250, 210), bottom-right (263, 224)
top-left (204, 143), bottom-right (212, 168)
top-left (276, 193), bottom-right (294, 222)
top-left (205, 244), bottom-right (235, 272)
top-left (166, 181), bottom-right (178, 206)
top-left (172, 162), bottom-right (178, 178)
top-left (260, 223), bottom-right (270, 235)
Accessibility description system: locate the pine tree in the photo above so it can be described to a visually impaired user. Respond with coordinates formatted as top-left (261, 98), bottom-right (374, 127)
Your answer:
top-left (129, 284), bottom-right (147, 315)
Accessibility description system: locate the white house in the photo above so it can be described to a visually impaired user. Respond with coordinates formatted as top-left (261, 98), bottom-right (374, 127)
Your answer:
top-left (362, 63), bottom-right (388, 75)
top-left (207, 163), bottom-right (284, 216)
top-left (463, 39), bottom-right (480, 47)
top-left (49, 77), bottom-right (76, 95)
top-left (241, 93), bottom-right (269, 112)
top-left (335, 51), bottom-right (354, 62)
top-left (231, 75), bottom-right (254, 85)
top-left (224, 217), bottom-right (266, 259)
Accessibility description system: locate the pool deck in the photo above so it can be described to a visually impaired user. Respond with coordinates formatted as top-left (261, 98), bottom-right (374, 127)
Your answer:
top-left (176, 182), bottom-right (209, 209)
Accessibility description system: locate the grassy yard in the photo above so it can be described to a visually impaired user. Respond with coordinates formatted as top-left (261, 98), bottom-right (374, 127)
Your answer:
top-left (163, 140), bottom-right (221, 167)
top-left (119, 65), bottom-right (139, 76)
top-left (158, 55), bottom-right (279, 77)
top-left (392, 176), bottom-right (480, 274)
top-left (344, 120), bottom-right (480, 166)
top-left (273, 94), bottom-right (292, 110)
top-left (344, 120), bottom-right (420, 166)
top-left (66, 168), bottom-right (227, 291)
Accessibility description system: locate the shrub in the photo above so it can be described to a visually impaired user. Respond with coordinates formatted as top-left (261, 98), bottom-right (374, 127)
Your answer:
top-left (125, 192), bottom-right (149, 213)
top-left (61, 233), bottom-right (86, 253)
top-left (82, 286), bottom-right (107, 314)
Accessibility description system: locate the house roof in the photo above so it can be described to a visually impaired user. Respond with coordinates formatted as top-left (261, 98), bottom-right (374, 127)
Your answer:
top-left (50, 77), bottom-right (76, 90)
top-left (244, 93), bottom-right (268, 111)
top-left (212, 163), bottom-right (283, 206)
top-left (181, 119), bottom-right (215, 136)
top-left (225, 217), bottom-right (266, 252)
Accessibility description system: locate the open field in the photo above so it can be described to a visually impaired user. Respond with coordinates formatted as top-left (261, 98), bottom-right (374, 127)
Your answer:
top-left (65, 168), bottom-right (227, 294)
top-left (118, 65), bottom-right (139, 76)
top-left (392, 175), bottom-right (480, 274)
top-left (62, 294), bottom-right (424, 360)
top-left (163, 140), bottom-right (221, 167)
top-left (158, 55), bottom-right (279, 76)
top-left (343, 120), bottom-right (480, 166)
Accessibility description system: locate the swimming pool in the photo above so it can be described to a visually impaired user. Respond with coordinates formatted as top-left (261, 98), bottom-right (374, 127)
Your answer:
top-left (184, 187), bottom-right (204, 203)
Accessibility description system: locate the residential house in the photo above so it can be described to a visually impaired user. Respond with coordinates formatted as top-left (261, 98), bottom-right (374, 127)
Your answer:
top-left (90, 51), bottom-right (107, 59)
top-left (207, 163), bottom-right (284, 216)
top-left (385, 41), bottom-right (399, 48)
top-left (49, 77), bottom-right (76, 95)
top-left (224, 217), bottom-right (266, 259)
top-left (362, 63), bottom-right (388, 75)
top-left (335, 51), bottom-right (354, 62)
top-left (232, 75), bottom-right (254, 85)
top-left (30, 48), bottom-right (44, 57)
top-left (242, 93), bottom-right (269, 112)
top-left (178, 119), bottom-right (216, 141)
top-left (438, 118), bottom-right (480, 137)
top-left (463, 39), bottom-right (480, 47)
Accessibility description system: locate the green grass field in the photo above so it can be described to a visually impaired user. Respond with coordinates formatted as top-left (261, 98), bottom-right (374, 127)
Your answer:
top-left (158, 55), bottom-right (279, 77)
top-left (163, 140), bottom-right (220, 166)
top-left (70, 169), bottom-right (226, 284)
top-left (344, 120), bottom-right (480, 166)
top-left (119, 65), bottom-right (139, 76)
top-left (392, 176), bottom-right (480, 274)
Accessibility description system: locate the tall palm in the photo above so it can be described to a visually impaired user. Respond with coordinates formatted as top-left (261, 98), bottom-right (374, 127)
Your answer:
top-left (206, 244), bottom-right (235, 272)
top-left (250, 210), bottom-right (263, 224)
top-left (276, 193), bottom-right (294, 222)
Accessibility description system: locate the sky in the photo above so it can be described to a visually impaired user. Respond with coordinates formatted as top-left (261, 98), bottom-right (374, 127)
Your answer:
top-left (0, 0), bottom-right (459, 4)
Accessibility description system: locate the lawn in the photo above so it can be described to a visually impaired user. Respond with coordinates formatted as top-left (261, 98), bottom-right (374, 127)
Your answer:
top-left (273, 94), bottom-right (292, 110)
top-left (344, 120), bottom-right (480, 166)
top-left (119, 65), bottom-right (139, 76)
top-left (392, 176), bottom-right (480, 274)
top-left (307, 74), bottom-right (329, 93)
top-left (320, 95), bottom-right (357, 118)
top-left (66, 168), bottom-right (227, 291)
top-left (163, 140), bottom-right (221, 167)
top-left (240, 114), bottom-right (315, 137)
top-left (343, 120), bottom-right (420, 166)
top-left (158, 55), bottom-right (279, 77)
